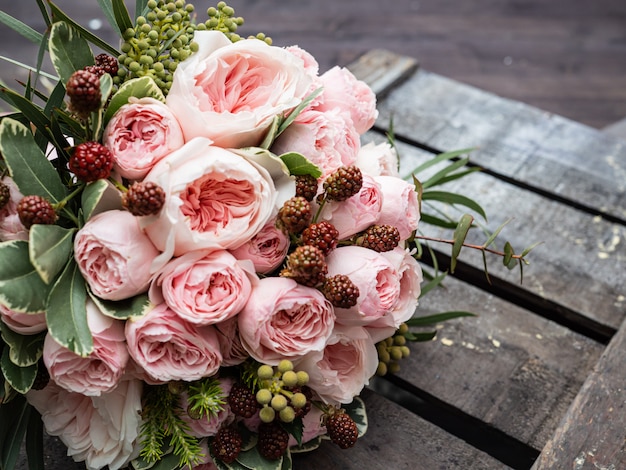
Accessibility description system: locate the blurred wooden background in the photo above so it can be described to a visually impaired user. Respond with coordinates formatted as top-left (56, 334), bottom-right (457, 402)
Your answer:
top-left (1, 0), bottom-right (626, 129)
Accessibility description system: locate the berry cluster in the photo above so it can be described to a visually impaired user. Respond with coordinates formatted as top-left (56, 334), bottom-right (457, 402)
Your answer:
top-left (16, 195), bottom-right (57, 229)
top-left (325, 408), bottom-right (359, 449)
top-left (66, 69), bottom-right (102, 118)
top-left (0, 181), bottom-right (9, 210)
top-left (375, 323), bottom-right (411, 376)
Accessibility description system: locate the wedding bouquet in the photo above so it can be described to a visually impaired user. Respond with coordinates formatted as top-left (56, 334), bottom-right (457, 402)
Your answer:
top-left (0, 1), bottom-right (534, 469)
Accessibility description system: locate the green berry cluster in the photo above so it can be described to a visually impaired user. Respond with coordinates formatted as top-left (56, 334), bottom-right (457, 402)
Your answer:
top-left (198, 2), bottom-right (246, 42)
top-left (255, 360), bottom-right (310, 424)
top-left (376, 323), bottom-right (411, 376)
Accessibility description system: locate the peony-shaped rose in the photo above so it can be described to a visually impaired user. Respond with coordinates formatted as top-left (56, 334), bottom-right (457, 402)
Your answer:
top-left (125, 302), bottom-right (222, 382)
top-left (229, 219), bottom-right (289, 274)
top-left (103, 97), bottom-right (185, 180)
top-left (270, 106), bottom-right (360, 178)
top-left (214, 316), bottom-right (249, 367)
top-left (27, 378), bottom-right (142, 470)
top-left (150, 249), bottom-right (255, 325)
top-left (74, 210), bottom-right (159, 300)
top-left (166, 31), bottom-right (312, 148)
top-left (318, 173), bottom-right (383, 239)
top-left (0, 303), bottom-right (46, 334)
top-left (356, 141), bottom-right (400, 177)
top-left (374, 175), bottom-right (420, 241)
top-left (316, 66), bottom-right (378, 134)
top-left (141, 138), bottom-right (277, 260)
top-left (326, 246), bottom-right (401, 327)
top-left (0, 176), bottom-right (28, 241)
top-left (43, 299), bottom-right (129, 396)
top-left (299, 325), bottom-right (378, 405)
top-left (180, 377), bottom-right (235, 438)
top-left (238, 277), bottom-right (335, 365)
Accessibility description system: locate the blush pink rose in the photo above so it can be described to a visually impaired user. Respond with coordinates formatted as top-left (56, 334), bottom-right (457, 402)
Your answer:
top-left (166, 31), bottom-right (312, 148)
top-left (180, 377), bottom-right (235, 438)
top-left (74, 210), bottom-right (159, 300)
top-left (270, 106), bottom-right (360, 178)
top-left (103, 97), bottom-right (185, 180)
top-left (141, 138), bottom-right (277, 260)
top-left (229, 219), bottom-right (289, 274)
top-left (125, 302), bottom-right (222, 382)
top-left (299, 325), bottom-right (378, 405)
top-left (326, 246), bottom-right (401, 327)
top-left (43, 299), bottom-right (129, 396)
top-left (150, 249), bottom-right (255, 325)
top-left (316, 66), bottom-right (378, 134)
top-left (318, 173), bottom-right (383, 239)
top-left (238, 277), bottom-right (335, 365)
top-left (374, 175), bottom-right (421, 241)
top-left (356, 141), bottom-right (400, 177)
top-left (27, 378), bottom-right (142, 470)
top-left (0, 303), bottom-right (46, 334)
top-left (214, 316), bottom-right (249, 367)
top-left (0, 177), bottom-right (28, 241)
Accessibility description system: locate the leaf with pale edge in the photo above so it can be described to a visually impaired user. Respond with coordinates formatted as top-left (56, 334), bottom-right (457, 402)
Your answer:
top-left (104, 76), bottom-right (166, 123)
top-left (236, 445), bottom-right (284, 470)
top-left (278, 152), bottom-right (322, 178)
top-left (0, 322), bottom-right (45, 367)
top-left (1, 348), bottom-right (37, 393)
top-left (0, 118), bottom-right (67, 202)
top-left (289, 435), bottom-right (321, 454)
top-left (46, 259), bottom-right (93, 357)
top-left (0, 240), bottom-right (50, 313)
top-left (29, 225), bottom-right (75, 285)
top-left (81, 179), bottom-right (123, 222)
top-left (90, 292), bottom-right (152, 320)
top-left (343, 396), bottom-right (368, 438)
top-left (49, 21), bottom-right (94, 87)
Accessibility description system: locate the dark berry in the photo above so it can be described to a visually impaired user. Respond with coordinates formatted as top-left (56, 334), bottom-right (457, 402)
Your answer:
top-left (323, 166), bottom-right (363, 201)
top-left (358, 224), bottom-right (401, 252)
top-left (228, 382), bottom-right (259, 418)
top-left (69, 142), bottom-right (114, 182)
top-left (301, 221), bottom-right (339, 256)
top-left (322, 274), bottom-right (360, 308)
top-left (277, 196), bottom-right (312, 234)
top-left (257, 421), bottom-right (289, 460)
top-left (211, 426), bottom-right (242, 464)
top-left (0, 181), bottom-right (10, 210)
top-left (17, 195), bottom-right (57, 228)
top-left (95, 53), bottom-right (119, 76)
top-left (326, 411), bottom-right (359, 449)
top-left (295, 174), bottom-right (319, 201)
top-left (31, 363), bottom-right (50, 391)
top-left (280, 245), bottom-right (327, 287)
top-left (66, 69), bottom-right (101, 117)
top-left (123, 181), bottom-right (166, 216)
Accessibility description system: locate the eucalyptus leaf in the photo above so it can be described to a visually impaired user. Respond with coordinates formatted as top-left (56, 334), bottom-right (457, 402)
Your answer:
top-left (276, 87), bottom-right (323, 135)
top-left (406, 311), bottom-right (476, 327)
top-left (0, 322), bottom-right (45, 367)
top-left (404, 330), bottom-right (438, 342)
top-left (421, 190), bottom-right (487, 221)
top-left (418, 270), bottom-right (447, 298)
top-left (0, 240), bottom-right (50, 313)
top-left (49, 21), bottom-right (94, 87)
top-left (46, 259), bottom-right (93, 357)
top-left (450, 214), bottom-right (474, 273)
top-left (259, 115), bottom-right (280, 150)
top-left (104, 76), bottom-right (166, 123)
top-left (29, 225), bottom-right (76, 285)
top-left (90, 292), bottom-right (152, 320)
top-left (112, 0), bottom-right (134, 35)
top-left (0, 11), bottom-right (44, 44)
top-left (1, 348), bottom-right (37, 393)
top-left (405, 147), bottom-right (475, 178)
top-left (278, 152), bottom-right (322, 178)
top-left (0, 393), bottom-right (31, 470)
top-left (0, 118), bottom-right (67, 202)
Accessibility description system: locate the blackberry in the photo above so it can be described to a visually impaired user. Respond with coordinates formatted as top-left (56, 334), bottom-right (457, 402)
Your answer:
top-left (257, 421), bottom-right (289, 460)
top-left (123, 181), bottom-right (166, 216)
top-left (280, 245), bottom-right (327, 287)
top-left (301, 221), bottom-right (339, 256)
top-left (17, 195), bottom-right (57, 228)
top-left (277, 196), bottom-right (312, 234)
top-left (83, 65), bottom-right (106, 78)
top-left (322, 274), bottom-right (360, 308)
top-left (0, 181), bottom-right (10, 210)
top-left (227, 382), bottom-right (259, 418)
top-left (295, 174), bottom-right (319, 201)
top-left (323, 166), bottom-right (363, 202)
top-left (358, 224), bottom-right (401, 252)
top-left (69, 142), bottom-right (114, 182)
top-left (66, 69), bottom-right (102, 117)
top-left (211, 426), bottom-right (242, 464)
top-left (326, 411), bottom-right (359, 449)
top-left (95, 53), bottom-right (119, 76)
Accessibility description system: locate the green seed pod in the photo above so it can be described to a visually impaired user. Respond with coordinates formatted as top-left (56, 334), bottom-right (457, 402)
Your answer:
top-left (123, 28), bottom-right (136, 40)
top-left (388, 362), bottom-right (401, 374)
top-left (121, 43), bottom-right (132, 53)
top-left (136, 16), bottom-right (147, 25)
top-left (147, 0), bottom-right (158, 8)
top-left (401, 346), bottom-right (411, 358)
top-left (296, 370), bottom-right (309, 386)
top-left (259, 406), bottom-right (275, 423)
top-left (256, 388), bottom-right (273, 406)
top-left (291, 392), bottom-right (307, 409)
top-left (139, 55), bottom-right (154, 66)
top-left (394, 335), bottom-right (407, 346)
top-left (281, 370), bottom-right (298, 388)
top-left (279, 406), bottom-right (296, 423)
top-left (376, 361), bottom-right (388, 376)
top-left (172, 12), bottom-right (181, 22)
top-left (129, 61), bottom-right (142, 73)
top-left (390, 346), bottom-right (403, 361)
top-left (271, 394), bottom-right (288, 411)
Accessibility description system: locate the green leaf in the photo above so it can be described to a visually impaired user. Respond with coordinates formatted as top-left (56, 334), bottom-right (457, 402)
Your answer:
top-left (278, 152), bottom-right (322, 178)
top-left (418, 270), bottom-right (447, 298)
top-left (259, 115), bottom-right (280, 150)
top-left (0, 322), bottom-right (45, 367)
top-left (29, 225), bottom-right (76, 285)
top-left (48, 21), bottom-right (94, 87)
top-left (406, 311), bottom-right (477, 327)
top-left (404, 330), bottom-right (438, 342)
top-left (421, 190), bottom-right (487, 221)
top-left (46, 259), bottom-right (93, 357)
top-left (99, 72), bottom-right (113, 107)
top-left (289, 435), bottom-right (321, 454)
top-left (404, 148), bottom-right (475, 178)
top-left (104, 76), bottom-right (166, 123)
top-left (0, 394), bottom-right (31, 469)
top-left (450, 214), bottom-right (474, 273)
top-left (25, 408), bottom-right (45, 470)
top-left (148, 452), bottom-right (182, 470)
top-left (280, 418), bottom-right (304, 447)
top-left (135, 0), bottom-right (150, 18)
top-left (0, 11), bottom-right (44, 44)
top-left (111, 0), bottom-right (134, 37)
top-left (482, 218), bottom-right (512, 249)
top-left (503, 241), bottom-right (516, 269)
top-left (81, 179), bottom-right (123, 222)
top-left (421, 157), bottom-right (472, 190)
top-left (280, 450), bottom-right (292, 470)
top-left (0, 118), bottom-right (67, 202)
top-left (90, 292), bottom-right (153, 320)
top-left (276, 87), bottom-right (323, 136)
top-left (344, 396), bottom-right (368, 438)
top-left (0, 86), bottom-right (53, 143)
top-left (419, 213), bottom-right (458, 230)
top-left (0, 241), bottom-right (50, 313)
top-left (236, 445), bottom-right (284, 470)
top-left (97, 0), bottom-right (122, 35)
top-left (1, 348), bottom-right (37, 393)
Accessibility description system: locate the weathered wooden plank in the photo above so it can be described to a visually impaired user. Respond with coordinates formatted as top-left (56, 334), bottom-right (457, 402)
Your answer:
top-left (292, 388), bottom-right (512, 470)
top-left (531, 317), bottom-right (626, 470)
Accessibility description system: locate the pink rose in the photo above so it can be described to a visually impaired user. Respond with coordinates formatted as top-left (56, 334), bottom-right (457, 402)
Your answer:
top-left (125, 302), bottom-right (222, 382)
top-left (166, 31), bottom-right (312, 148)
top-left (299, 325), bottom-right (378, 405)
top-left (0, 303), bottom-right (46, 334)
top-left (180, 377), bottom-right (235, 438)
top-left (43, 299), bottom-right (129, 396)
top-left (318, 173), bottom-right (383, 239)
top-left (270, 106), bottom-right (360, 178)
top-left (326, 246), bottom-right (400, 327)
top-left (74, 210), bottom-right (159, 300)
top-left (103, 97), bottom-right (185, 180)
top-left (27, 378), bottom-right (142, 470)
top-left (238, 277), bottom-right (335, 365)
top-left (356, 141), bottom-right (400, 177)
top-left (316, 66), bottom-right (378, 134)
top-left (287, 406), bottom-right (327, 447)
top-left (150, 249), bottom-right (255, 325)
top-left (214, 316), bottom-right (249, 367)
top-left (374, 175), bottom-right (421, 241)
top-left (229, 220), bottom-right (289, 274)
top-left (0, 177), bottom-right (28, 241)
top-left (141, 138), bottom-right (277, 259)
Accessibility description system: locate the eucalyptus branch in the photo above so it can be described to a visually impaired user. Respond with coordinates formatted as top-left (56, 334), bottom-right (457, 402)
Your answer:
top-left (414, 234), bottom-right (527, 261)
